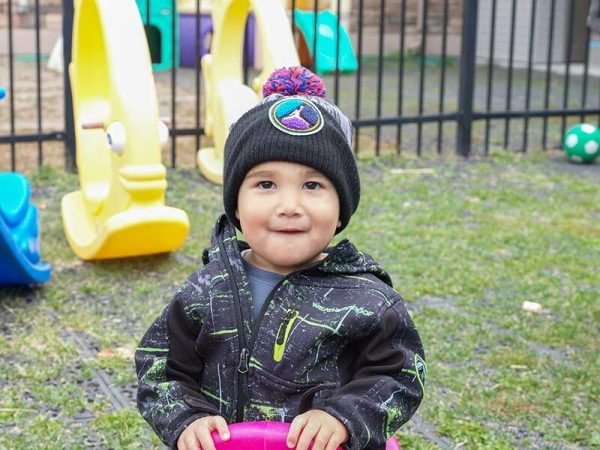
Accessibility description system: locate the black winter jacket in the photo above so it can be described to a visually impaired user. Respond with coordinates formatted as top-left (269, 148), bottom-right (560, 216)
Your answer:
top-left (135, 215), bottom-right (426, 449)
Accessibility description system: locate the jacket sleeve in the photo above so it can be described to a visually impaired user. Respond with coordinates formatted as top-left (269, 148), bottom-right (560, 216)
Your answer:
top-left (135, 281), bottom-right (223, 448)
top-left (314, 298), bottom-right (426, 450)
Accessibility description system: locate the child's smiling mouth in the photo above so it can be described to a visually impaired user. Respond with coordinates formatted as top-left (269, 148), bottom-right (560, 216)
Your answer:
top-left (269, 222), bottom-right (309, 233)
top-left (274, 228), bottom-right (305, 234)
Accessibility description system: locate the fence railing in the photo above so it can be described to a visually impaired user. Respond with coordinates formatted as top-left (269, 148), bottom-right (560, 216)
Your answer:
top-left (1, 0), bottom-right (600, 172)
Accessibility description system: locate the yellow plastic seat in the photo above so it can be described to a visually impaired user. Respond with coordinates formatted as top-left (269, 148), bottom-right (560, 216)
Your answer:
top-left (62, 0), bottom-right (189, 260)
top-left (197, 0), bottom-right (300, 184)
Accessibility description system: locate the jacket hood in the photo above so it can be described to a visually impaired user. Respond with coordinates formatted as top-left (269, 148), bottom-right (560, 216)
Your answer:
top-left (208, 214), bottom-right (393, 288)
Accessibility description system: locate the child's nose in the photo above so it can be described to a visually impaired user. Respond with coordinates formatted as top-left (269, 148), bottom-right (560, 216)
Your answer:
top-left (275, 189), bottom-right (303, 216)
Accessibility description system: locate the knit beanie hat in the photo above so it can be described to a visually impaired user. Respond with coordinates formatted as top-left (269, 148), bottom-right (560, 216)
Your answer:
top-left (223, 66), bottom-right (360, 234)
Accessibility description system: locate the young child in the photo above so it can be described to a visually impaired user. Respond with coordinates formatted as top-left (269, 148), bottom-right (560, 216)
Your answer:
top-left (136, 67), bottom-right (426, 450)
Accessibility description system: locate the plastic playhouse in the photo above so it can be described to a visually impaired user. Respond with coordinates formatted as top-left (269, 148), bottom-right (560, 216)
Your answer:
top-left (197, 0), bottom-right (300, 184)
top-left (0, 172), bottom-right (51, 285)
top-left (62, 0), bottom-right (189, 260)
top-left (135, 0), bottom-right (179, 70)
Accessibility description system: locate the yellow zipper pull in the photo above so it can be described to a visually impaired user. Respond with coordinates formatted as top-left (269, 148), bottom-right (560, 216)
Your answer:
top-left (273, 309), bottom-right (299, 362)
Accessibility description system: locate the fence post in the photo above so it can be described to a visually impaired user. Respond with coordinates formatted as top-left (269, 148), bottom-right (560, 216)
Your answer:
top-left (62, 0), bottom-right (76, 171)
top-left (456, 0), bottom-right (479, 157)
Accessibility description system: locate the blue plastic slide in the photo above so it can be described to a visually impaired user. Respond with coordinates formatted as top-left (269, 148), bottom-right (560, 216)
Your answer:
top-left (0, 172), bottom-right (51, 285)
top-left (293, 9), bottom-right (358, 75)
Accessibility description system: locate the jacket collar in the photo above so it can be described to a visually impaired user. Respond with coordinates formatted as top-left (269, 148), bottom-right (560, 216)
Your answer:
top-left (208, 214), bottom-right (392, 287)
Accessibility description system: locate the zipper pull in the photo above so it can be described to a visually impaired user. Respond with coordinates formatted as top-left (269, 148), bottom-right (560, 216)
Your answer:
top-left (273, 309), bottom-right (299, 362)
top-left (276, 309), bottom-right (295, 345)
top-left (238, 348), bottom-right (249, 373)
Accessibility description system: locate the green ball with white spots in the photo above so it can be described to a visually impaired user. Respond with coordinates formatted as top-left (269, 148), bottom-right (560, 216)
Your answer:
top-left (563, 123), bottom-right (600, 163)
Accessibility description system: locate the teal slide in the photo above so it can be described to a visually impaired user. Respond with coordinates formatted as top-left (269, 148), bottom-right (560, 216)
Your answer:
top-left (294, 9), bottom-right (358, 75)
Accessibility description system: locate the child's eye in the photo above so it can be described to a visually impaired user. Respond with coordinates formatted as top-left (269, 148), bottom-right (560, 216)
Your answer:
top-left (258, 181), bottom-right (275, 189)
top-left (304, 181), bottom-right (322, 190)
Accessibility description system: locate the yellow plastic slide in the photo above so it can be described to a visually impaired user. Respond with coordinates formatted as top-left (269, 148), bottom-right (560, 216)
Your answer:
top-left (62, 0), bottom-right (189, 260)
top-left (197, 0), bottom-right (300, 184)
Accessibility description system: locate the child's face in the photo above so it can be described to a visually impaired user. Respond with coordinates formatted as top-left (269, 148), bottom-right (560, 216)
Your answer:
top-left (236, 161), bottom-right (341, 275)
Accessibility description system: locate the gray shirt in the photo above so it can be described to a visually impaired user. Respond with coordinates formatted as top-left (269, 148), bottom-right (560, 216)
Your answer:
top-left (242, 253), bottom-right (284, 317)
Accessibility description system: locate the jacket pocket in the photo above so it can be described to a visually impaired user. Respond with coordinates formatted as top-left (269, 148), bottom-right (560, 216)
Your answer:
top-left (298, 383), bottom-right (337, 413)
top-left (194, 322), bottom-right (237, 359)
top-left (249, 367), bottom-right (320, 418)
top-left (183, 393), bottom-right (222, 416)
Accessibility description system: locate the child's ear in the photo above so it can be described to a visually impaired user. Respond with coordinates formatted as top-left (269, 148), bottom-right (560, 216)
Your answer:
top-left (236, 209), bottom-right (240, 220)
top-left (337, 219), bottom-right (342, 228)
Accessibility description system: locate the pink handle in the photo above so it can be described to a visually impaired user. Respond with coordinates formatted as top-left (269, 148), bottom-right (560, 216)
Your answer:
top-left (211, 421), bottom-right (401, 450)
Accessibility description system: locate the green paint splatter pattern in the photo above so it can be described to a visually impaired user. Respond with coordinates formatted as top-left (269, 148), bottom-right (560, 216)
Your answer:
top-left (136, 216), bottom-right (425, 449)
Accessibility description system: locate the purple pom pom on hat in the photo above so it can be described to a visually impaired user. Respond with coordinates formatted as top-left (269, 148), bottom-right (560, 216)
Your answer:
top-left (262, 66), bottom-right (326, 98)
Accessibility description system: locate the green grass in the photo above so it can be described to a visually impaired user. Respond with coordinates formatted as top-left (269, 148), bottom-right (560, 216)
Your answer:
top-left (1, 152), bottom-right (599, 448)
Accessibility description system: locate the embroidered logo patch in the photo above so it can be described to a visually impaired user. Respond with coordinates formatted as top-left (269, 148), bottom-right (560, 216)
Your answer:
top-left (415, 354), bottom-right (427, 391)
top-left (268, 98), bottom-right (324, 136)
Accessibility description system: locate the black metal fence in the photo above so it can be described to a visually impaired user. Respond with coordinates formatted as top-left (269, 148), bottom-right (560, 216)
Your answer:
top-left (1, 0), bottom-right (600, 172)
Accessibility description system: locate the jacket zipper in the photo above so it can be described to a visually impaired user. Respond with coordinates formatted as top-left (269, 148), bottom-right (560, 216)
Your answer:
top-left (216, 228), bottom-right (248, 423)
top-left (217, 220), bottom-right (328, 422)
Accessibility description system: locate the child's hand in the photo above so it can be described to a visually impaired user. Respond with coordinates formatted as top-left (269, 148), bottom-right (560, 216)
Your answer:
top-left (286, 409), bottom-right (349, 450)
top-left (177, 415), bottom-right (230, 450)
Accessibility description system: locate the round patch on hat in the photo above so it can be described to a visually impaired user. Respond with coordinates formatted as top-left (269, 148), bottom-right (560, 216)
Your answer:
top-left (268, 98), bottom-right (324, 136)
